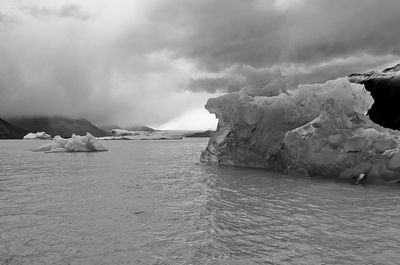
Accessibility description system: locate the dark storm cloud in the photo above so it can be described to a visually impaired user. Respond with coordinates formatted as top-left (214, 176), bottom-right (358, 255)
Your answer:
top-left (285, 54), bottom-right (400, 85)
top-left (0, 1), bottom-right (203, 126)
top-left (188, 77), bottom-right (231, 93)
top-left (149, 0), bottom-right (400, 70)
top-left (0, 11), bottom-right (18, 29)
top-left (0, 12), bottom-right (8, 24)
top-left (58, 4), bottom-right (90, 20)
top-left (154, 0), bottom-right (400, 93)
top-left (188, 54), bottom-right (399, 93)
top-left (20, 4), bottom-right (90, 21)
top-left (1, 0), bottom-right (400, 127)
top-left (188, 65), bottom-right (287, 93)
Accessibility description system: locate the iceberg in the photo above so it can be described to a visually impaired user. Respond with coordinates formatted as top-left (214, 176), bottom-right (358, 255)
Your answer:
top-left (23, 132), bottom-right (52, 140)
top-left (201, 71), bottom-right (400, 183)
top-left (30, 133), bottom-right (108, 152)
top-left (99, 130), bottom-right (183, 140)
top-left (111, 129), bottom-right (133, 136)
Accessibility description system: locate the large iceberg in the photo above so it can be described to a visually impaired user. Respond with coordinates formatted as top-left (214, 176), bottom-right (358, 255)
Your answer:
top-left (30, 133), bottom-right (107, 152)
top-left (201, 72), bottom-right (400, 183)
top-left (23, 132), bottom-right (52, 140)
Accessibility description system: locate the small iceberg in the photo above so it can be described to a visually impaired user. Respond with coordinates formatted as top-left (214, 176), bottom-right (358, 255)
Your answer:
top-left (111, 129), bottom-right (133, 136)
top-left (30, 133), bottom-right (107, 152)
top-left (23, 132), bottom-right (52, 140)
top-left (98, 130), bottom-right (183, 140)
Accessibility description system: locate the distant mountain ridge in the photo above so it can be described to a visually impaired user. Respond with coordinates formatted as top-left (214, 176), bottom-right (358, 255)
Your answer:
top-left (99, 124), bottom-right (155, 132)
top-left (185, 130), bottom-right (214, 138)
top-left (7, 117), bottom-right (109, 138)
top-left (0, 118), bottom-right (28, 139)
top-left (123, 125), bottom-right (155, 132)
top-left (98, 124), bottom-right (122, 132)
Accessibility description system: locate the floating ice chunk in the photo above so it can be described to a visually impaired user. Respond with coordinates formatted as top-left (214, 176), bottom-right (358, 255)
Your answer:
top-left (30, 133), bottom-right (107, 152)
top-left (111, 129), bottom-right (133, 136)
top-left (23, 132), bottom-right (51, 140)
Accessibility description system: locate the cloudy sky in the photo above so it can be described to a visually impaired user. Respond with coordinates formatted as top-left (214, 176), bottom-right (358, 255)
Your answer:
top-left (1, 0), bottom-right (399, 129)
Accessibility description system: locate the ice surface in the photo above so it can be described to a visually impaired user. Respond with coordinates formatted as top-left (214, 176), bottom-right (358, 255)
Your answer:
top-left (30, 133), bottom-right (107, 152)
top-left (284, 103), bottom-right (400, 181)
top-left (23, 132), bottom-right (52, 140)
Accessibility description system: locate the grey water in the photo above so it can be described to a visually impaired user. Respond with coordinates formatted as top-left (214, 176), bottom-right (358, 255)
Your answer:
top-left (1, 138), bottom-right (400, 265)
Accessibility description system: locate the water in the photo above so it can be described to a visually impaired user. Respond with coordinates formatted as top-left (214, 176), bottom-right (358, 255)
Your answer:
top-left (1, 138), bottom-right (400, 265)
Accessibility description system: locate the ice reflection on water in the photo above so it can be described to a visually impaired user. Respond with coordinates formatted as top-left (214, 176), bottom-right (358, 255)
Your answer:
top-left (1, 139), bottom-right (400, 264)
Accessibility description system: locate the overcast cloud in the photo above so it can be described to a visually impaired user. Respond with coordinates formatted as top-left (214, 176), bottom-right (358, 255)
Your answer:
top-left (0, 0), bottom-right (399, 128)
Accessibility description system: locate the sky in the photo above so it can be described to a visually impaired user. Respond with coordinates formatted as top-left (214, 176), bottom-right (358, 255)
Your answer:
top-left (1, 0), bottom-right (400, 129)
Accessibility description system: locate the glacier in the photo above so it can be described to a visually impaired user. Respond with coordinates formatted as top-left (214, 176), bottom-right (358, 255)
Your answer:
top-left (30, 133), bottom-right (107, 153)
top-left (201, 71), bottom-right (400, 183)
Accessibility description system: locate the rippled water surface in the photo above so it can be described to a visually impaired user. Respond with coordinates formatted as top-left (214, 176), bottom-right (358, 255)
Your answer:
top-left (1, 138), bottom-right (400, 265)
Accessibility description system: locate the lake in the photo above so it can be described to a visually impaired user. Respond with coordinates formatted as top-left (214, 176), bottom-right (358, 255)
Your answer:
top-left (1, 138), bottom-right (400, 264)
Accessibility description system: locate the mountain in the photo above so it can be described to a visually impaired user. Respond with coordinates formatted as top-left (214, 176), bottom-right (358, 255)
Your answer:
top-left (185, 130), bottom-right (214, 137)
top-left (98, 124), bottom-right (122, 132)
top-left (123, 125), bottom-right (155, 132)
top-left (349, 63), bottom-right (400, 130)
top-left (7, 117), bottom-right (109, 138)
top-left (0, 118), bottom-right (28, 139)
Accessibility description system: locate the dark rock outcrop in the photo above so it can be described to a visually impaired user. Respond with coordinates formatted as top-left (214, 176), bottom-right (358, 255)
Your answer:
top-left (349, 64), bottom-right (400, 130)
